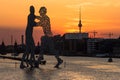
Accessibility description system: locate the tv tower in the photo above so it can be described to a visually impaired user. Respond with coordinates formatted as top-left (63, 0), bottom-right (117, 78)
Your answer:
top-left (78, 7), bottom-right (82, 33)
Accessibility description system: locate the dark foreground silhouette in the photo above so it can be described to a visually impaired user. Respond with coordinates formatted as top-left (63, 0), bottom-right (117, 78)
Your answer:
top-left (0, 55), bottom-right (46, 65)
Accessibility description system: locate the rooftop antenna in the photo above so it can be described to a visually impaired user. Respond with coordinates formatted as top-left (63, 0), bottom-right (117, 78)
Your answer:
top-left (78, 6), bottom-right (82, 33)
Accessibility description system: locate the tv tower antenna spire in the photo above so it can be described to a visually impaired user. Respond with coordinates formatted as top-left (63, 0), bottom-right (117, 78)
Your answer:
top-left (78, 6), bottom-right (82, 33)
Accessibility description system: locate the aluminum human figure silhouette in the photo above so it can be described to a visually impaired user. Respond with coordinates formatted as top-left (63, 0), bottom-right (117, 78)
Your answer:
top-left (20, 5), bottom-right (36, 69)
top-left (36, 6), bottom-right (63, 68)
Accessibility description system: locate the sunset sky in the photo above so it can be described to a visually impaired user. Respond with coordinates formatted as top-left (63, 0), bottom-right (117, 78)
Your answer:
top-left (0, 0), bottom-right (120, 45)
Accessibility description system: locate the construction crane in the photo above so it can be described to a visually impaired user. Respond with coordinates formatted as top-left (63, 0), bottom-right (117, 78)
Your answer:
top-left (88, 30), bottom-right (98, 38)
top-left (102, 33), bottom-right (113, 39)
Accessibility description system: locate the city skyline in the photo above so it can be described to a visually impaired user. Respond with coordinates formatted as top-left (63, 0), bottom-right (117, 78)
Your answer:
top-left (0, 0), bottom-right (120, 45)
